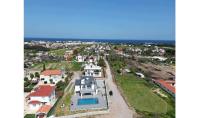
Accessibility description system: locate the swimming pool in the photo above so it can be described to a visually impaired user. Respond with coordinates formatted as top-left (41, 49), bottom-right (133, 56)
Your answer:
top-left (78, 98), bottom-right (98, 105)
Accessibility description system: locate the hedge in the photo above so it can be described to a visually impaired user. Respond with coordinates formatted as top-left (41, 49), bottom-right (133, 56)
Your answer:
top-left (24, 87), bottom-right (33, 92)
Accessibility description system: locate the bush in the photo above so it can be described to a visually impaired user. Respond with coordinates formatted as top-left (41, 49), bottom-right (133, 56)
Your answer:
top-left (117, 69), bottom-right (121, 74)
top-left (24, 77), bottom-right (29, 82)
top-left (24, 87), bottom-right (33, 92)
top-left (24, 114), bottom-right (35, 118)
top-left (30, 73), bottom-right (34, 79)
top-left (24, 81), bottom-right (30, 87)
top-left (34, 72), bottom-right (40, 78)
top-left (56, 81), bottom-right (66, 91)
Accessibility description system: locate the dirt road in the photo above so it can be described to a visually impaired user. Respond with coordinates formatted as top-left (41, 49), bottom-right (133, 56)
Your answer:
top-left (96, 58), bottom-right (133, 118)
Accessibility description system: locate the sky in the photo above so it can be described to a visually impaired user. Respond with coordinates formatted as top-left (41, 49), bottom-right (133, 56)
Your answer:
top-left (24, 0), bottom-right (175, 40)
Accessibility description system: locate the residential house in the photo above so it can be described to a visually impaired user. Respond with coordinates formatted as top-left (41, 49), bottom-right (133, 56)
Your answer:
top-left (27, 85), bottom-right (55, 111)
top-left (75, 76), bottom-right (98, 97)
top-left (36, 105), bottom-right (52, 118)
top-left (84, 63), bottom-right (102, 78)
top-left (76, 55), bottom-right (84, 62)
top-left (153, 79), bottom-right (175, 97)
top-left (85, 56), bottom-right (98, 63)
top-left (40, 70), bottom-right (63, 84)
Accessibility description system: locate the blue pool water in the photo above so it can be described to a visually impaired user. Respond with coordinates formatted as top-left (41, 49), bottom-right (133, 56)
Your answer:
top-left (78, 98), bottom-right (98, 105)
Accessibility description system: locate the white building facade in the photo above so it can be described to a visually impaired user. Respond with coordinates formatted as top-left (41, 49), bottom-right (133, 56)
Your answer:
top-left (84, 63), bottom-right (102, 78)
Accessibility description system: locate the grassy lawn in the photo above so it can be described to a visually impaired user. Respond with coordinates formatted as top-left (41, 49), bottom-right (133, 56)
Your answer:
top-left (116, 74), bottom-right (168, 114)
top-left (33, 61), bottom-right (82, 71)
top-left (49, 49), bottom-right (67, 56)
top-left (32, 61), bottom-right (67, 70)
top-left (108, 55), bottom-right (175, 117)
top-left (71, 61), bottom-right (83, 71)
top-left (54, 93), bottom-right (72, 116)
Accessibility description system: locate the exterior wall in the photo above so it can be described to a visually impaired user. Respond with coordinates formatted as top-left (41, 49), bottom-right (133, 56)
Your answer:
top-left (85, 70), bottom-right (102, 78)
top-left (30, 96), bottom-right (51, 103)
top-left (29, 90), bottom-right (56, 104)
top-left (29, 103), bottom-right (42, 111)
top-left (75, 85), bottom-right (80, 92)
top-left (76, 56), bottom-right (84, 62)
top-left (91, 84), bottom-right (95, 90)
top-left (40, 75), bottom-right (62, 84)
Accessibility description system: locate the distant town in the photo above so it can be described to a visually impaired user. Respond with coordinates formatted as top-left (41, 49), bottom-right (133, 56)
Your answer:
top-left (24, 40), bottom-right (175, 118)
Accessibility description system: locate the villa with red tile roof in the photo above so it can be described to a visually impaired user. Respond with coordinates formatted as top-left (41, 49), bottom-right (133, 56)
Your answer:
top-left (36, 105), bottom-right (52, 118)
top-left (27, 85), bottom-right (56, 111)
top-left (40, 69), bottom-right (63, 84)
top-left (153, 79), bottom-right (175, 97)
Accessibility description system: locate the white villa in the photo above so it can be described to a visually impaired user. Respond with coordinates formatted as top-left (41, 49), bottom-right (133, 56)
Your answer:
top-left (76, 55), bottom-right (85, 62)
top-left (40, 70), bottom-right (63, 84)
top-left (75, 76), bottom-right (98, 97)
top-left (27, 85), bottom-right (55, 111)
top-left (84, 63), bottom-right (102, 78)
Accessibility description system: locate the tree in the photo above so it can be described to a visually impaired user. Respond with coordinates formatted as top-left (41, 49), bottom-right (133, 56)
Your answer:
top-left (30, 73), bottom-right (34, 80)
top-left (35, 72), bottom-right (40, 78)
top-left (43, 63), bottom-right (46, 71)
top-left (24, 77), bottom-right (29, 82)
top-left (65, 77), bottom-right (69, 85)
top-left (73, 49), bottom-right (78, 55)
top-left (98, 58), bottom-right (106, 67)
top-left (56, 81), bottom-right (66, 91)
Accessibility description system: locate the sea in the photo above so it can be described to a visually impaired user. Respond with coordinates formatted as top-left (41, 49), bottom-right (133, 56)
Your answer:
top-left (24, 38), bottom-right (175, 45)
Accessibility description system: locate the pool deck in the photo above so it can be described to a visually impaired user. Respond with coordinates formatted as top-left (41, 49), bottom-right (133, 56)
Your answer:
top-left (70, 80), bottom-right (108, 111)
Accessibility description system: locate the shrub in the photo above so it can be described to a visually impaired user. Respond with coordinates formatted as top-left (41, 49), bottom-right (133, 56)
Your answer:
top-left (56, 81), bottom-right (66, 91)
top-left (24, 81), bottom-right (30, 87)
top-left (30, 73), bottom-right (34, 79)
top-left (117, 69), bottom-right (121, 74)
top-left (34, 72), bottom-right (40, 78)
top-left (24, 87), bottom-right (33, 92)
top-left (24, 77), bottom-right (29, 82)
top-left (24, 114), bottom-right (35, 118)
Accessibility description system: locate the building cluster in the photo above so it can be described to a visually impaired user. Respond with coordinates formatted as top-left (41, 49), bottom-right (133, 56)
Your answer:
top-left (25, 69), bottom-right (65, 117)
top-left (26, 85), bottom-right (56, 118)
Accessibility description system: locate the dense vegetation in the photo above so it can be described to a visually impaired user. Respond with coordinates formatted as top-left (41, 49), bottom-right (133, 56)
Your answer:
top-left (24, 114), bottom-right (35, 118)
top-left (24, 44), bottom-right (50, 51)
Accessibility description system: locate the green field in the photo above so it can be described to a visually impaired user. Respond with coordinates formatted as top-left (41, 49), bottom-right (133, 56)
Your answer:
top-left (32, 61), bottom-right (82, 72)
top-left (32, 61), bottom-right (67, 70)
top-left (71, 61), bottom-right (83, 71)
top-left (49, 49), bottom-right (67, 56)
top-left (115, 73), bottom-right (175, 117)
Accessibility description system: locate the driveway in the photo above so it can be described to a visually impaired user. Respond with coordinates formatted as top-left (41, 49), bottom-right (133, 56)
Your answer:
top-left (96, 58), bottom-right (134, 118)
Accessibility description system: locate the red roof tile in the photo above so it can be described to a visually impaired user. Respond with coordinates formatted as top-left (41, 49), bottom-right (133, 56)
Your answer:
top-left (37, 105), bottom-right (52, 113)
top-left (29, 85), bottom-right (55, 97)
top-left (41, 70), bottom-right (61, 76)
top-left (155, 79), bottom-right (175, 94)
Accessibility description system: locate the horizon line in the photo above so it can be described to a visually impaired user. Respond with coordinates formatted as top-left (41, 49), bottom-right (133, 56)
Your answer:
top-left (24, 37), bottom-right (175, 41)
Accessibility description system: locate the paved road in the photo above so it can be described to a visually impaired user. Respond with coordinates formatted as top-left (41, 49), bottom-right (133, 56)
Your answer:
top-left (96, 57), bottom-right (133, 118)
